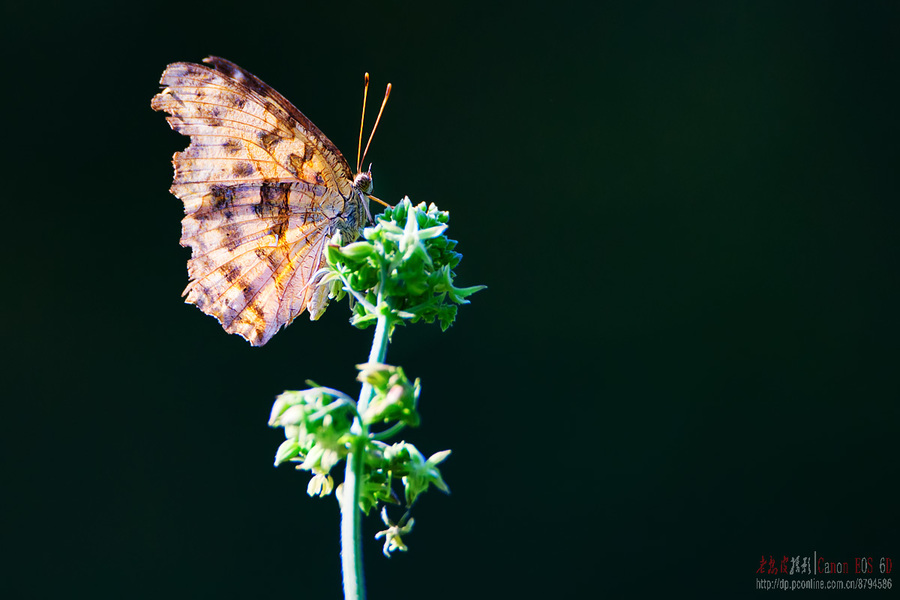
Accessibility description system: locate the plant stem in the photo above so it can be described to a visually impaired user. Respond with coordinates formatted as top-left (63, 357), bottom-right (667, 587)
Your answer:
top-left (359, 314), bottom-right (390, 414)
top-left (340, 313), bottom-right (391, 600)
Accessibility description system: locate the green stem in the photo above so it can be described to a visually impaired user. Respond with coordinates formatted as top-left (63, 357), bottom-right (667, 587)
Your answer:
top-left (340, 313), bottom-right (391, 600)
top-left (369, 421), bottom-right (407, 441)
top-left (359, 313), bottom-right (390, 413)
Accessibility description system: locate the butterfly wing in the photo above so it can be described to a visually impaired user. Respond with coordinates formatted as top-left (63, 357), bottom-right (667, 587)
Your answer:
top-left (151, 58), bottom-right (353, 346)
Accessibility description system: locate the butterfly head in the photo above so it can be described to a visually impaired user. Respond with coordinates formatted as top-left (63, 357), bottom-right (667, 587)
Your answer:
top-left (352, 168), bottom-right (373, 194)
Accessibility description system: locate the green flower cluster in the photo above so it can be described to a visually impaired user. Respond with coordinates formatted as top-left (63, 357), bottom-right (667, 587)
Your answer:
top-left (268, 385), bottom-right (355, 497)
top-left (269, 364), bottom-right (450, 516)
top-left (320, 197), bottom-right (485, 331)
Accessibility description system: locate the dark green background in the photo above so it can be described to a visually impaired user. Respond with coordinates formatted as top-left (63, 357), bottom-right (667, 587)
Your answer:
top-left (4, 1), bottom-right (897, 597)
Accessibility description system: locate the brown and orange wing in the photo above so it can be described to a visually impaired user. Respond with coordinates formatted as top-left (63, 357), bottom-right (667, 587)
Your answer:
top-left (151, 58), bottom-right (351, 346)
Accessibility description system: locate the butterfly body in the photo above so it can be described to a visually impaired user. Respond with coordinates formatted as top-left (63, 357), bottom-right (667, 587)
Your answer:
top-left (152, 57), bottom-right (373, 346)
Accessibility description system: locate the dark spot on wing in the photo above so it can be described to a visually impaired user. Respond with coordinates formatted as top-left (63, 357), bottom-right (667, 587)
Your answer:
top-left (259, 131), bottom-right (281, 152)
top-left (222, 139), bottom-right (242, 155)
top-left (232, 161), bottom-right (255, 177)
top-left (210, 184), bottom-right (236, 210)
top-left (288, 153), bottom-right (303, 176)
top-left (262, 100), bottom-right (279, 116)
top-left (192, 286), bottom-right (210, 309)
top-left (219, 90), bottom-right (246, 110)
top-left (265, 252), bottom-right (282, 272)
top-left (224, 267), bottom-right (241, 283)
top-left (224, 231), bottom-right (242, 252)
top-left (255, 181), bottom-right (291, 218)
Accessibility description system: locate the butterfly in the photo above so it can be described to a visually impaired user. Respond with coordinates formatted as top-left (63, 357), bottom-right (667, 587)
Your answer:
top-left (151, 57), bottom-right (390, 346)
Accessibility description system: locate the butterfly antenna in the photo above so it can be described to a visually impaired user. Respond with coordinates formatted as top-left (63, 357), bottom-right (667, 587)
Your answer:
top-left (356, 73), bottom-right (370, 174)
top-left (367, 193), bottom-right (391, 208)
top-left (361, 82), bottom-right (392, 171)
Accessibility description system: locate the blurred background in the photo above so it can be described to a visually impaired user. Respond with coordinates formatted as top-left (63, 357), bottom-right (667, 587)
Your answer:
top-left (3, 1), bottom-right (897, 597)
